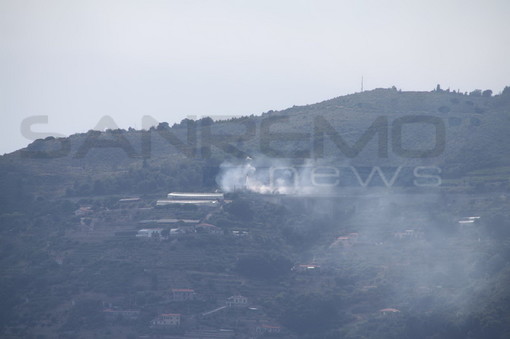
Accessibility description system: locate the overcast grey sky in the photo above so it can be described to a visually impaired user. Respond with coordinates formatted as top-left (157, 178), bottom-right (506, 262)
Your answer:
top-left (1, 0), bottom-right (509, 155)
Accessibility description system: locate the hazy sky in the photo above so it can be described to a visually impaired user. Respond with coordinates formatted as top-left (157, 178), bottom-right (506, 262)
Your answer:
top-left (1, 0), bottom-right (509, 154)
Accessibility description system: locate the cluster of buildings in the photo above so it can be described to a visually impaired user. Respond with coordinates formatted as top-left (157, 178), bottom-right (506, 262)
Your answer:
top-left (99, 191), bottom-right (286, 335)
top-left (134, 192), bottom-right (227, 239)
top-left (70, 189), bottom-right (289, 336)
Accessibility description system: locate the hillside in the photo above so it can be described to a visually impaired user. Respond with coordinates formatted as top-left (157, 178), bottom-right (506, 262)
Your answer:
top-left (1, 88), bottom-right (510, 338)
top-left (3, 87), bottom-right (510, 198)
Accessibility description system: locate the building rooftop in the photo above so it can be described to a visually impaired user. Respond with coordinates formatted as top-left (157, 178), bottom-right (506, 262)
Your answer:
top-left (379, 308), bottom-right (400, 313)
top-left (167, 192), bottom-right (224, 199)
top-left (156, 199), bottom-right (219, 206)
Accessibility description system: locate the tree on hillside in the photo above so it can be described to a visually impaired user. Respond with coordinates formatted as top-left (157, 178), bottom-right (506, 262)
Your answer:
top-left (225, 199), bottom-right (253, 220)
top-left (156, 122), bottom-right (169, 130)
top-left (235, 253), bottom-right (292, 279)
top-left (482, 89), bottom-right (493, 97)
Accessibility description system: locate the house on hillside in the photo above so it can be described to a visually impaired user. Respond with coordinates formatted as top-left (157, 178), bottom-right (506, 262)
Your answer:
top-left (196, 223), bottom-right (223, 235)
top-left (255, 324), bottom-right (282, 334)
top-left (226, 295), bottom-right (248, 307)
top-left (74, 206), bottom-right (92, 216)
top-left (232, 230), bottom-right (249, 237)
top-left (151, 313), bottom-right (180, 327)
top-left (379, 308), bottom-right (400, 315)
top-left (172, 288), bottom-right (195, 301)
top-left (136, 228), bottom-right (164, 238)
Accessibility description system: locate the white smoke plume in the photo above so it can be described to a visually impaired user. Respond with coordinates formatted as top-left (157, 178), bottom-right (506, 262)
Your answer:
top-left (216, 156), bottom-right (331, 195)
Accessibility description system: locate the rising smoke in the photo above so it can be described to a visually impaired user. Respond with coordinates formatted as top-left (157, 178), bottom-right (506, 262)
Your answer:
top-left (216, 155), bottom-right (491, 328)
top-left (216, 156), bottom-right (335, 195)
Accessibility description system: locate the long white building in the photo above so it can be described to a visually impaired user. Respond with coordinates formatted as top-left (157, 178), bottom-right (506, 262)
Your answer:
top-left (156, 199), bottom-right (219, 207)
top-left (166, 192), bottom-right (224, 201)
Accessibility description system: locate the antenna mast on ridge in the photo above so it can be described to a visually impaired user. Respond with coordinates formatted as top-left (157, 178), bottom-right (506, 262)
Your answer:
top-left (361, 76), bottom-right (364, 92)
